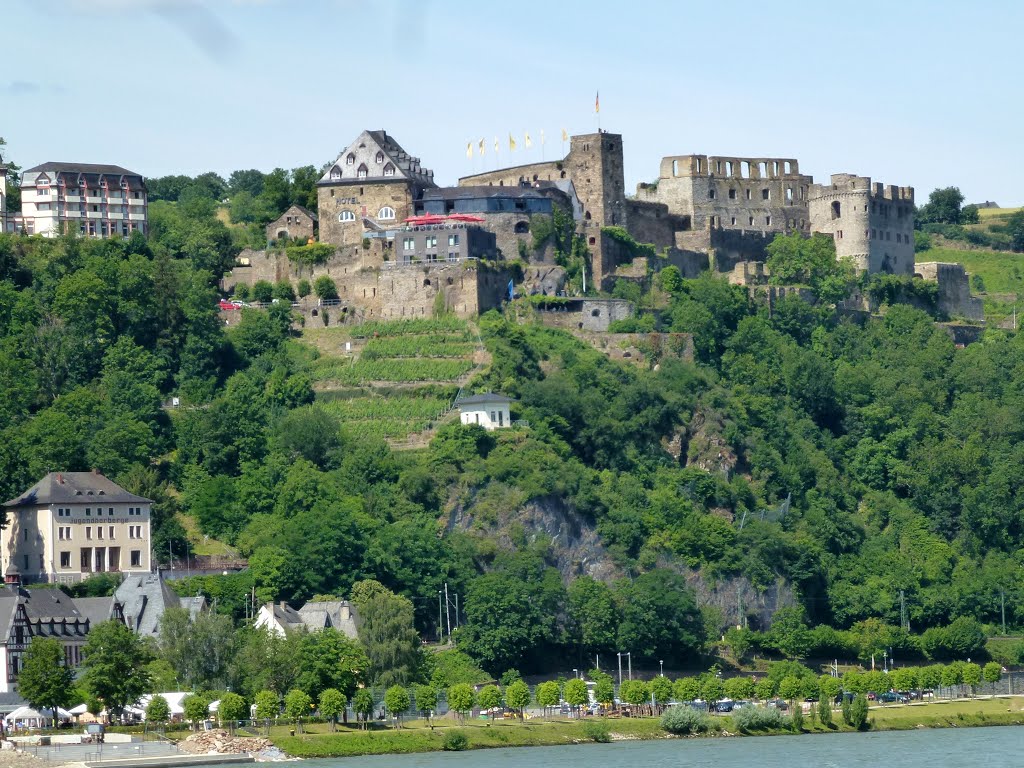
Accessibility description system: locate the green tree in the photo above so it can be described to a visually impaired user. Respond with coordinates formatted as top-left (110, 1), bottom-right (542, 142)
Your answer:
top-left (183, 694), bottom-right (210, 730)
top-left (568, 576), bottom-right (618, 655)
top-left (564, 678), bottom-right (589, 717)
top-left (700, 676), bottom-right (725, 709)
top-left (659, 265), bottom-right (684, 294)
top-left (849, 694), bottom-right (869, 730)
top-left (145, 695), bottom-right (171, 726)
top-left (724, 676), bottom-right (755, 701)
top-left (80, 620), bottom-right (152, 718)
top-left (384, 685), bottom-right (411, 727)
top-left (350, 580), bottom-right (422, 686)
top-left (674, 676), bottom-right (701, 702)
top-left (252, 280), bottom-right (274, 304)
top-left (535, 680), bottom-right (560, 717)
top-left (982, 661), bottom-right (1003, 693)
top-left (253, 690), bottom-right (279, 722)
top-left (218, 692), bottom-right (247, 733)
top-left (961, 662), bottom-right (982, 696)
top-left (918, 187), bottom-right (966, 225)
top-left (273, 281), bottom-right (296, 302)
top-left (296, 628), bottom-right (368, 701)
top-left (352, 688), bottom-right (375, 730)
top-left (314, 276), bottom-right (338, 300)
top-left (284, 688), bottom-right (314, 733)
top-left (754, 678), bottom-right (777, 701)
top-left (614, 569), bottom-right (705, 662)
top-left (447, 683), bottom-right (475, 721)
top-left (505, 680), bottom-right (531, 720)
top-left (318, 688), bottom-right (346, 731)
top-left (817, 693), bottom-right (832, 727)
top-left (593, 675), bottom-right (615, 710)
top-left (651, 675), bottom-right (674, 709)
top-left (723, 627), bottom-right (753, 662)
top-left (767, 607), bottom-right (812, 659)
top-left (477, 684), bottom-right (504, 721)
top-left (17, 638), bottom-right (75, 727)
top-left (296, 279), bottom-right (312, 298)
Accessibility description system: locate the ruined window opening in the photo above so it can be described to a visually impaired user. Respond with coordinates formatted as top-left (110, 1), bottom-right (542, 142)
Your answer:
top-left (716, 161), bottom-right (723, 174)
top-left (831, 201), bottom-right (841, 220)
top-left (423, 279), bottom-right (431, 287)
top-left (731, 217), bottom-right (736, 226)
top-left (748, 216), bottom-right (754, 226)
top-left (696, 158), bottom-right (703, 174)
top-left (672, 159), bottom-right (679, 176)
top-left (741, 161), bottom-right (750, 178)
top-left (745, 189), bottom-right (751, 200)
top-left (708, 188), bottom-right (716, 200)
top-left (758, 161), bottom-right (767, 178)
top-left (786, 187), bottom-right (794, 202)
top-left (773, 161), bottom-right (780, 175)
top-left (725, 161), bottom-right (733, 176)
top-left (591, 308), bottom-right (601, 317)
top-left (728, 188), bottom-right (736, 200)
top-left (589, 236), bottom-right (596, 245)
top-left (784, 161), bottom-right (792, 174)
top-left (514, 221), bottom-right (529, 234)
top-left (762, 189), bottom-right (770, 200)
top-left (560, 171), bottom-right (566, 179)
top-left (585, 211), bottom-right (592, 220)
top-left (765, 216), bottom-right (771, 226)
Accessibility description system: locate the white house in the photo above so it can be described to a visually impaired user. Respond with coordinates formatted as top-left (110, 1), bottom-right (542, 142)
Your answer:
top-left (255, 600), bottom-right (359, 638)
top-left (458, 393), bottom-right (514, 430)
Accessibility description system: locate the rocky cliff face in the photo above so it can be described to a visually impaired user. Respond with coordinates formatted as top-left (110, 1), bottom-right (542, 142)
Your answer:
top-left (445, 492), bottom-right (620, 583)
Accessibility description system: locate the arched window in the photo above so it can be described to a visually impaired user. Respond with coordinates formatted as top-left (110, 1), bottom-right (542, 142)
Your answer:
top-left (339, 210), bottom-right (356, 223)
top-left (831, 201), bottom-right (841, 220)
top-left (357, 164), bottom-right (368, 179)
top-left (514, 221), bottom-right (529, 234)
top-left (584, 211), bottom-right (592, 221)
top-left (377, 206), bottom-right (396, 220)
top-left (382, 163), bottom-right (395, 177)
top-left (375, 152), bottom-right (384, 164)
top-left (346, 153), bottom-right (355, 165)
top-left (329, 165), bottom-right (342, 180)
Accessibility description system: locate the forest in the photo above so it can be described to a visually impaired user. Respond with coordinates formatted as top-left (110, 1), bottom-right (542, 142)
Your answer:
top-left (0, 168), bottom-right (1022, 686)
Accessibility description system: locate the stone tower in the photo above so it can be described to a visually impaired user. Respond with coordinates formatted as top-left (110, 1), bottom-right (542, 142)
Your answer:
top-left (808, 174), bottom-right (915, 275)
top-left (563, 132), bottom-right (628, 287)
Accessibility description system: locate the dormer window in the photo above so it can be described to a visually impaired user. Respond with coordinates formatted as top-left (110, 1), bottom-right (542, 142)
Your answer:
top-left (346, 153), bottom-right (355, 166)
top-left (357, 164), bottom-right (368, 179)
top-left (382, 163), bottom-right (395, 177)
top-left (329, 165), bottom-right (342, 181)
top-left (375, 152), bottom-right (384, 164)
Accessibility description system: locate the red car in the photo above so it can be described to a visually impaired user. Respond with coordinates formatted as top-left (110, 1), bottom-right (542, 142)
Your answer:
top-left (218, 300), bottom-right (239, 311)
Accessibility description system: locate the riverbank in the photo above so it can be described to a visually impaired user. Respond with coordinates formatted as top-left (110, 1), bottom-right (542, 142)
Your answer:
top-left (267, 696), bottom-right (1024, 758)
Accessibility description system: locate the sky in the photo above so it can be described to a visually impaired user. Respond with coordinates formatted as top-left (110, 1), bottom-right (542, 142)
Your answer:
top-left (2, 0), bottom-right (1021, 206)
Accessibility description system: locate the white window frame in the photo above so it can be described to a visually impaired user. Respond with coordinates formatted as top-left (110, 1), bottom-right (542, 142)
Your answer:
top-left (339, 210), bottom-right (356, 223)
top-left (377, 206), bottom-right (396, 220)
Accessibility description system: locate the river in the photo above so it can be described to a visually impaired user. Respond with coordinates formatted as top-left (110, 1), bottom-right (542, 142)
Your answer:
top-left (256, 726), bottom-right (1022, 768)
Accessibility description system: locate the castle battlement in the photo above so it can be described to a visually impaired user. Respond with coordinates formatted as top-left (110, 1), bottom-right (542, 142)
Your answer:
top-left (809, 174), bottom-right (914, 204)
top-left (657, 155), bottom-right (803, 181)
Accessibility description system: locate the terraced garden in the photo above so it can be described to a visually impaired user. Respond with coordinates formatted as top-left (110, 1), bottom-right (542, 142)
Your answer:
top-left (300, 317), bottom-right (483, 444)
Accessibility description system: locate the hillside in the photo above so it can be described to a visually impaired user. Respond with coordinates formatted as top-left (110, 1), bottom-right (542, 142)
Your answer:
top-left (917, 243), bottom-right (1024, 325)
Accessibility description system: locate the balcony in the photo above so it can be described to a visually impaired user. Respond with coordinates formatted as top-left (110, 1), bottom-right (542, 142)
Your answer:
top-left (129, 212), bottom-right (146, 221)
top-left (108, 212), bottom-right (124, 220)
top-left (35, 192), bottom-right (53, 201)
top-left (64, 210), bottom-right (83, 219)
top-left (86, 211), bottom-right (103, 219)
top-left (128, 197), bottom-right (146, 206)
top-left (86, 196), bottom-right (102, 204)
top-left (64, 195), bottom-right (82, 203)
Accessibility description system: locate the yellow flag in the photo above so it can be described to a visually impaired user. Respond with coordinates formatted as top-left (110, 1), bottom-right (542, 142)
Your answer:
top-left (595, 91), bottom-right (600, 113)
top-left (479, 138), bottom-right (485, 156)
top-left (561, 128), bottom-right (568, 142)
top-left (541, 129), bottom-right (546, 145)
top-left (494, 137), bottom-right (499, 153)
top-left (525, 132), bottom-right (532, 149)
top-left (509, 133), bottom-right (516, 151)
top-left (466, 141), bottom-right (472, 159)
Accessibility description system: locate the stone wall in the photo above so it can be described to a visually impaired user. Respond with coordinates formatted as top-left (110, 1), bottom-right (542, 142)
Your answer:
top-left (572, 331), bottom-right (694, 365)
top-left (266, 205), bottom-right (315, 244)
top-left (916, 261), bottom-right (984, 321)
top-left (317, 180), bottom-right (418, 248)
top-left (530, 298), bottom-right (634, 332)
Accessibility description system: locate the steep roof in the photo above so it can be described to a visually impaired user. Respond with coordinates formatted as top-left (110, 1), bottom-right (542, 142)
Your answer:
top-left (23, 162), bottom-right (142, 177)
top-left (73, 596), bottom-right (119, 627)
top-left (318, 130), bottom-right (436, 188)
top-left (458, 393), bottom-right (515, 406)
top-left (115, 573), bottom-right (181, 637)
top-left (4, 471), bottom-right (152, 508)
top-left (297, 600), bottom-right (359, 639)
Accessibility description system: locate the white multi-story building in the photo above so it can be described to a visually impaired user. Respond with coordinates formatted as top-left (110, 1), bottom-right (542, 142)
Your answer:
top-left (13, 162), bottom-right (147, 237)
top-left (2, 471), bottom-right (152, 584)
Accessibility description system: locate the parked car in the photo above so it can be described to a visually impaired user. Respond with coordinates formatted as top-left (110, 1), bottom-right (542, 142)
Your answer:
top-left (731, 700), bottom-right (754, 710)
top-left (714, 700), bottom-right (735, 713)
top-left (878, 692), bottom-right (910, 703)
top-left (766, 699), bottom-right (789, 711)
top-left (218, 299), bottom-right (239, 310)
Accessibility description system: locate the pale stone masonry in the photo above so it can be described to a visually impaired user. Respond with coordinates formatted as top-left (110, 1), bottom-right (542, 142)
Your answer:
top-left (2, 471), bottom-right (152, 584)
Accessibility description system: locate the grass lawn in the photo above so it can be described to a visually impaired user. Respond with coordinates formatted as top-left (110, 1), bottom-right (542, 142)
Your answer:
top-left (175, 511), bottom-right (236, 557)
top-left (918, 246), bottom-right (1024, 323)
top-left (977, 206), bottom-right (1023, 220)
top-left (268, 716), bottom-right (664, 757)
top-left (867, 696), bottom-right (1024, 730)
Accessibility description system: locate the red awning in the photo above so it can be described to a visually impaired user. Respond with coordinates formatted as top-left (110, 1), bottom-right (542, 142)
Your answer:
top-left (402, 213), bottom-right (486, 225)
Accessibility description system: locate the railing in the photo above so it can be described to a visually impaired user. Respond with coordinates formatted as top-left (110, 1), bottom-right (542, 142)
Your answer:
top-left (382, 256), bottom-right (478, 269)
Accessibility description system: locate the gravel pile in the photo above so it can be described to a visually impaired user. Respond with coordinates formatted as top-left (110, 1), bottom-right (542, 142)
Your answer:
top-left (179, 730), bottom-right (273, 755)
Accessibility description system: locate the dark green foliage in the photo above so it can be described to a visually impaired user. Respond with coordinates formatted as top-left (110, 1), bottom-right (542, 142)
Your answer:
top-left (442, 730), bottom-right (469, 751)
top-left (917, 187), bottom-right (967, 226)
top-left (661, 705), bottom-right (713, 734)
top-left (848, 694), bottom-right (869, 730)
top-left (581, 720), bottom-right (611, 742)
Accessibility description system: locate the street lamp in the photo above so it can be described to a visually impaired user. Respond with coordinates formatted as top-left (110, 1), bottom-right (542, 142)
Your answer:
top-left (627, 652), bottom-right (632, 680)
top-left (659, 660), bottom-right (664, 677)
top-left (573, 668), bottom-right (578, 680)
top-left (617, 652), bottom-right (623, 687)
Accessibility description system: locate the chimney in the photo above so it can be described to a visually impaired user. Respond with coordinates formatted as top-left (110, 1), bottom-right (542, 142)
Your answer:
top-left (4, 564), bottom-right (20, 587)
top-left (57, 473), bottom-right (64, 484)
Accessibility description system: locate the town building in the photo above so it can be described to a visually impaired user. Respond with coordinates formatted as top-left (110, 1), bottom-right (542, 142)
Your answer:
top-left (266, 204), bottom-right (317, 244)
top-left (11, 162), bottom-right (147, 238)
top-left (115, 572), bottom-right (205, 638)
top-left (458, 393), bottom-right (514, 430)
top-left (317, 130), bottom-right (436, 248)
top-left (2, 471), bottom-right (153, 585)
top-left (255, 599), bottom-right (359, 638)
top-left (388, 216), bottom-right (499, 265)
top-left (0, 165), bottom-right (8, 233)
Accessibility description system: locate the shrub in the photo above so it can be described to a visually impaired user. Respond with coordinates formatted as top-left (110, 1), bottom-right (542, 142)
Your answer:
top-left (732, 705), bottom-right (789, 732)
top-left (848, 694), bottom-right (869, 730)
top-left (252, 280), bottom-right (274, 303)
top-left (314, 276), bottom-right (338, 300)
top-left (790, 703), bottom-right (804, 732)
top-left (442, 730), bottom-right (469, 751)
top-left (581, 720), bottom-right (611, 743)
top-left (661, 705), bottom-right (713, 735)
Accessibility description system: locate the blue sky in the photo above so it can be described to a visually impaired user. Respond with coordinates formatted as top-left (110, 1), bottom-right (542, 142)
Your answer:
top-left (3, 0), bottom-right (1021, 206)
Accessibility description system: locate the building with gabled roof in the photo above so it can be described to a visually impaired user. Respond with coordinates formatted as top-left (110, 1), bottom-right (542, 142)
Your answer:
top-left (458, 393), bottom-right (515, 430)
top-left (317, 130), bottom-right (437, 248)
top-left (114, 572), bottom-right (203, 638)
top-left (296, 600), bottom-right (358, 639)
top-left (3, 470), bottom-right (152, 584)
top-left (14, 162), bottom-right (147, 238)
top-left (266, 203), bottom-right (318, 244)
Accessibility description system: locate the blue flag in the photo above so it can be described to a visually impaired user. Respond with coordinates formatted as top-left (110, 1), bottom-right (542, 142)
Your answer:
top-left (507, 279), bottom-right (514, 300)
